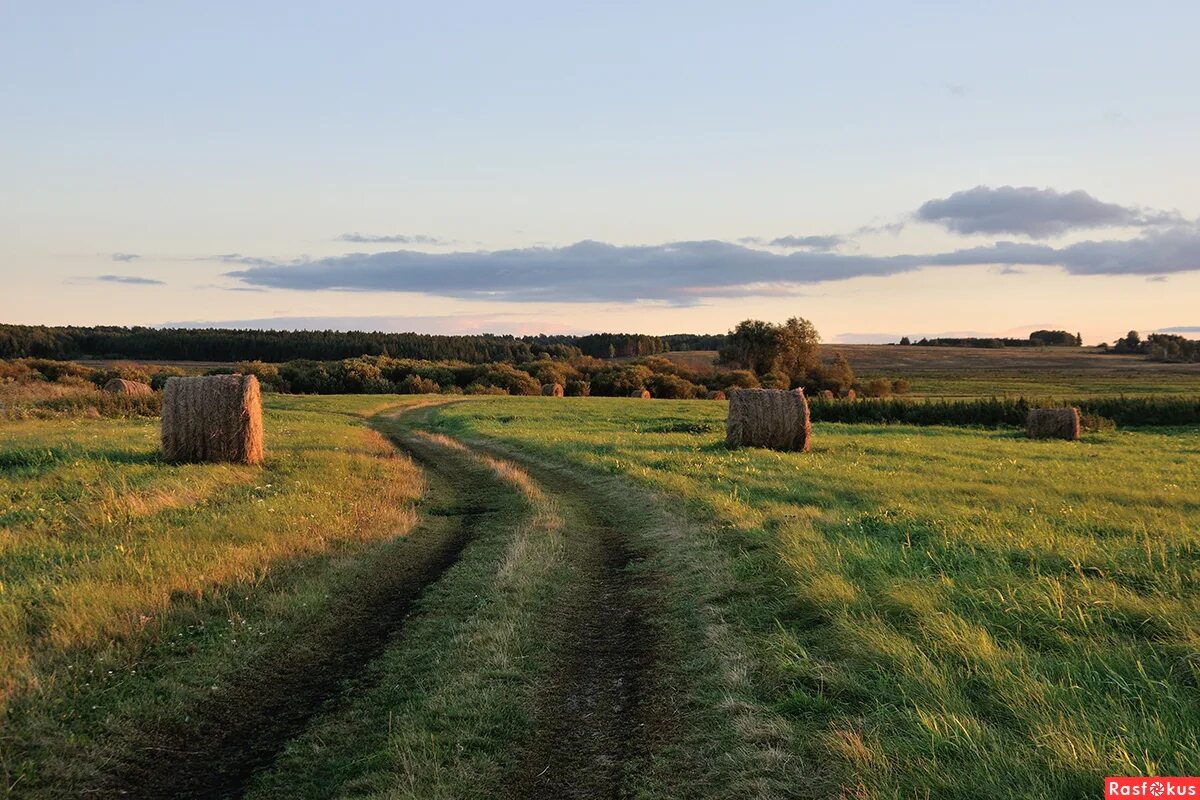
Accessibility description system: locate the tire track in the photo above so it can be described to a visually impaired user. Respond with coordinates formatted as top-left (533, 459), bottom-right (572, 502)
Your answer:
top-left (508, 505), bottom-right (657, 800)
top-left (386, 405), bottom-right (668, 798)
top-left (458, 443), bottom-right (664, 800)
top-left (450, 429), bottom-right (813, 800)
top-left (95, 431), bottom-right (510, 800)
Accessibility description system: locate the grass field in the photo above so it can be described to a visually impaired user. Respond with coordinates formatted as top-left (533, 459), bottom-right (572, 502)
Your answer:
top-left (2, 392), bottom-right (1198, 798)
top-left (663, 346), bottom-right (1200, 398)
top-left (0, 396), bottom-right (430, 794)
top-left (426, 399), bottom-right (1200, 796)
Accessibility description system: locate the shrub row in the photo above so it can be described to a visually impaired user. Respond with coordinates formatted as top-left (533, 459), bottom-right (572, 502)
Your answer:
top-left (807, 396), bottom-right (1200, 427)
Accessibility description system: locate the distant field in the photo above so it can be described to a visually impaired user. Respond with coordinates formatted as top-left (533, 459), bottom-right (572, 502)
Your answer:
top-left (74, 358), bottom-right (234, 371)
top-left (663, 346), bottom-right (1200, 397)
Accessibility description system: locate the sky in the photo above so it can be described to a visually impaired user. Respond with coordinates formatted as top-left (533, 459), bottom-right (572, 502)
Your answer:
top-left (2, 1), bottom-right (1199, 344)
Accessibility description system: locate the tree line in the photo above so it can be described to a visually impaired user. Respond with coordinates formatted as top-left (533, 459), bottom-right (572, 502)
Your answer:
top-left (899, 330), bottom-right (1083, 347)
top-left (0, 325), bottom-right (697, 363)
top-left (0, 324), bottom-right (735, 364)
top-left (1106, 331), bottom-right (1200, 363)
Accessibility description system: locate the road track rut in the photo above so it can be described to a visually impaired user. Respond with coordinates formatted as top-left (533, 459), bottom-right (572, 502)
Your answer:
top-left (95, 409), bottom-right (667, 799)
top-left (96, 431), bottom-right (501, 799)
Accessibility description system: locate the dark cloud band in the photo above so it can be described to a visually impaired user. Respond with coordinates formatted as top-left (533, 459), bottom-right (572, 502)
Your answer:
top-left (224, 227), bottom-right (1200, 303)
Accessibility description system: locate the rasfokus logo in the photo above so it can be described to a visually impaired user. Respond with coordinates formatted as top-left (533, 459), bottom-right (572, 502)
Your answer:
top-left (1106, 778), bottom-right (1200, 797)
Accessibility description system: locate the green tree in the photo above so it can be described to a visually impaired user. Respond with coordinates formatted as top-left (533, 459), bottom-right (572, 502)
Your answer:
top-left (818, 351), bottom-right (855, 395)
top-left (760, 371), bottom-right (791, 390)
top-left (718, 317), bottom-right (822, 377)
top-left (1114, 330), bottom-right (1142, 353)
top-left (718, 319), bottom-right (780, 374)
top-left (775, 317), bottom-right (821, 381)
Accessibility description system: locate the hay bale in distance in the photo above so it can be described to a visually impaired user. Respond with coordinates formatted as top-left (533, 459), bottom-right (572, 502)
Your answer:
top-left (819, 389), bottom-right (835, 400)
top-left (103, 378), bottom-right (153, 396)
top-left (843, 389), bottom-right (857, 400)
top-left (1027, 407), bottom-right (1081, 441)
top-left (541, 382), bottom-right (564, 397)
top-left (725, 388), bottom-right (811, 452)
top-left (706, 390), bottom-right (726, 401)
top-left (631, 388), bottom-right (651, 399)
top-left (161, 375), bottom-right (264, 464)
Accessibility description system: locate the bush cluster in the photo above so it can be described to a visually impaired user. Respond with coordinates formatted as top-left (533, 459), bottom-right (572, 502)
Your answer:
top-left (0, 351), bottom-right (910, 401)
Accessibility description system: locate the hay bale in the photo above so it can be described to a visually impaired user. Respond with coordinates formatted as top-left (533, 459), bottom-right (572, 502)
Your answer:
top-left (725, 388), bottom-right (811, 452)
top-left (103, 378), bottom-right (153, 396)
top-left (819, 389), bottom-right (835, 400)
top-left (843, 389), bottom-right (856, 400)
top-left (631, 389), bottom-right (651, 399)
top-left (706, 390), bottom-right (726, 401)
top-left (1027, 407), bottom-right (1081, 441)
top-left (541, 382), bottom-right (564, 397)
top-left (161, 375), bottom-right (264, 464)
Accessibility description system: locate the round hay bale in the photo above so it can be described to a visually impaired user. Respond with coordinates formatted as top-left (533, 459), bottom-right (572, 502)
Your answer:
top-left (706, 390), bottom-right (726, 401)
top-left (1027, 407), bottom-right (1081, 440)
top-left (103, 378), bottom-right (153, 396)
top-left (843, 389), bottom-right (857, 400)
top-left (630, 388), bottom-right (651, 399)
top-left (541, 382), bottom-right (565, 397)
top-left (161, 374), bottom-right (264, 464)
top-left (819, 389), bottom-right (835, 400)
top-left (725, 388), bottom-right (811, 452)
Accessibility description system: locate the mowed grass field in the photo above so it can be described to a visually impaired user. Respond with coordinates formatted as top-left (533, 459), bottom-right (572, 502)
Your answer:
top-left (2, 391), bottom-right (1198, 798)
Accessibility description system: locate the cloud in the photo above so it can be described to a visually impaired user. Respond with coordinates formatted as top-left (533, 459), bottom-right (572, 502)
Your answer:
top-left (739, 234), bottom-right (843, 251)
top-left (767, 234), bottom-right (844, 251)
top-left (225, 240), bottom-right (926, 303)
top-left (161, 314), bottom-right (589, 336)
top-left (1157, 326), bottom-right (1200, 334)
top-left (854, 220), bottom-right (907, 236)
top-left (92, 274), bottom-right (165, 285)
top-left (111, 252), bottom-right (140, 262)
top-left (336, 233), bottom-right (451, 245)
top-left (210, 253), bottom-right (281, 268)
top-left (221, 226), bottom-right (1200, 303)
top-left (916, 185), bottom-right (1183, 238)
